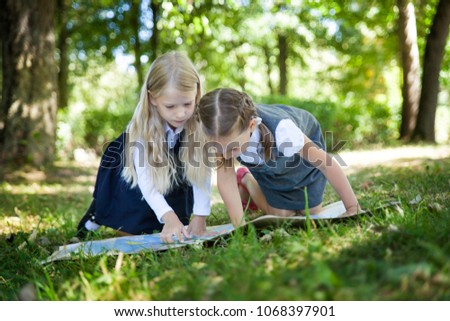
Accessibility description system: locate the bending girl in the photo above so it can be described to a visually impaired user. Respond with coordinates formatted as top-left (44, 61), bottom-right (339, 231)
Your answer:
top-left (198, 88), bottom-right (359, 227)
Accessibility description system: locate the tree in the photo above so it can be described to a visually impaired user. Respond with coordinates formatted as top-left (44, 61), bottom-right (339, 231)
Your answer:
top-left (0, 0), bottom-right (58, 166)
top-left (278, 33), bottom-right (288, 95)
top-left (149, 0), bottom-right (162, 65)
top-left (130, 0), bottom-right (143, 87)
top-left (397, 0), bottom-right (421, 140)
top-left (56, 0), bottom-right (71, 109)
top-left (413, 0), bottom-right (450, 142)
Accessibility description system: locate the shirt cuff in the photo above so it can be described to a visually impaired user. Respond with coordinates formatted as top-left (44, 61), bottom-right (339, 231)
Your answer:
top-left (192, 181), bottom-right (211, 216)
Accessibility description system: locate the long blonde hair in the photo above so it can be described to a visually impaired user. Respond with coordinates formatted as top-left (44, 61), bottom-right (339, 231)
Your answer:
top-left (198, 88), bottom-right (274, 165)
top-left (122, 51), bottom-right (209, 194)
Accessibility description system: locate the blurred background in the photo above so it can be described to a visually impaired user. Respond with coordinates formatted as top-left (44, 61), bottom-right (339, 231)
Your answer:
top-left (1, 0), bottom-right (449, 167)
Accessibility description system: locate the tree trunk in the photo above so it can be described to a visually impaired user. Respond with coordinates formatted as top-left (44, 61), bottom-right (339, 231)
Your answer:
top-left (236, 54), bottom-right (247, 92)
top-left (263, 45), bottom-right (275, 95)
top-left (413, 0), bottom-right (450, 142)
top-left (0, 0), bottom-right (58, 166)
top-left (131, 0), bottom-right (143, 89)
top-left (149, 1), bottom-right (161, 64)
top-left (278, 34), bottom-right (288, 96)
top-left (397, 0), bottom-right (421, 140)
top-left (57, 0), bottom-right (70, 109)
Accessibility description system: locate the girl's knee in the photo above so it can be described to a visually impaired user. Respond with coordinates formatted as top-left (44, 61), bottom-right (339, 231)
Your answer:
top-left (270, 207), bottom-right (296, 217)
top-left (298, 204), bottom-right (322, 215)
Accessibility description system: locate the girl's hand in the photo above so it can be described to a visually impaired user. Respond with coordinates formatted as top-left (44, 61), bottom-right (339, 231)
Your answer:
top-left (344, 203), bottom-right (362, 217)
top-left (187, 215), bottom-right (207, 237)
top-left (160, 211), bottom-right (190, 243)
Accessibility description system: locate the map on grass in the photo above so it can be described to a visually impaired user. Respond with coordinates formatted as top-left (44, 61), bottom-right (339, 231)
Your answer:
top-left (44, 201), bottom-right (363, 263)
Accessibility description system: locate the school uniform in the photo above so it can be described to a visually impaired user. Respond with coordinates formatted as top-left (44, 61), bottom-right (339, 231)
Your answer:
top-left (237, 104), bottom-right (327, 210)
top-left (80, 124), bottom-right (210, 235)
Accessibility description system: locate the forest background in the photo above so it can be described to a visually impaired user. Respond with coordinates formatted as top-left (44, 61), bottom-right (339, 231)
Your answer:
top-left (0, 0), bottom-right (449, 166)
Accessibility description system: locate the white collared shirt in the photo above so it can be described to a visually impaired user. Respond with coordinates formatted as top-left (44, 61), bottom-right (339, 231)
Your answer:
top-left (165, 122), bottom-right (183, 149)
top-left (240, 117), bottom-right (305, 164)
top-left (133, 123), bottom-right (211, 224)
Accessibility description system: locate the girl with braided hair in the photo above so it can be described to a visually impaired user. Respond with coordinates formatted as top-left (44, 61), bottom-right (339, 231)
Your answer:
top-left (198, 88), bottom-right (360, 227)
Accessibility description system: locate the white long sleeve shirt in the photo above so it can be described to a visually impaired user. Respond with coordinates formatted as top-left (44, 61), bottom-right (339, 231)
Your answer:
top-left (239, 117), bottom-right (305, 165)
top-left (133, 123), bottom-right (211, 224)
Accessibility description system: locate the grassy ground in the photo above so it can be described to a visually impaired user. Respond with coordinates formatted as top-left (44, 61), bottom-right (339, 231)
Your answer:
top-left (0, 145), bottom-right (449, 300)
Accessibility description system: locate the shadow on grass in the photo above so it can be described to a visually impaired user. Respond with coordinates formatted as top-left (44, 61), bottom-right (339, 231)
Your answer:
top-left (0, 161), bottom-right (97, 185)
top-left (0, 192), bottom-right (92, 216)
top-left (322, 208), bottom-right (450, 300)
top-left (0, 156), bottom-right (449, 300)
top-left (310, 157), bottom-right (450, 299)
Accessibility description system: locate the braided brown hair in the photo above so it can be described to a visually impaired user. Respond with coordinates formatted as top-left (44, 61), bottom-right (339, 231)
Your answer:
top-left (198, 88), bottom-right (274, 163)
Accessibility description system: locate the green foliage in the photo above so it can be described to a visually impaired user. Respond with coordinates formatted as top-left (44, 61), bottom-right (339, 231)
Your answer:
top-left (82, 107), bottom-right (133, 154)
top-left (53, 0), bottom-right (448, 156)
top-left (56, 61), bottom-right (137, 157)
top-left (259, 95), bottom-right (397, 149)
top-left (1, 150), bottom-right (449, 300)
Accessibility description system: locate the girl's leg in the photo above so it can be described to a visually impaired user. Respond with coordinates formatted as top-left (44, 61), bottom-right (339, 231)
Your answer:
top-left (238, 183), bottom-right (250, 204)
top-left (298, 204), bottom-right (322, 215)
top-left (116, 230), bottom-right (134, 237)
top-left (236, 167), bottom-right (258, 211)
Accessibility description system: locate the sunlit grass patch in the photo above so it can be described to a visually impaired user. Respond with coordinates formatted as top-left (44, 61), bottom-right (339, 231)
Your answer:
top-left (0, 152), bottom-right (449, 300)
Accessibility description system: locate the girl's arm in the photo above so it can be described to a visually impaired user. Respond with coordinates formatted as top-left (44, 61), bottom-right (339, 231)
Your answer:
top-left (299, 135), bottom-right (360, 215)
top-left (134, 146), bottom-right (175, 223)
top-left (217, 160), bottom-right (246, 227)
top-left (187, 174), bottom-right (211, 236)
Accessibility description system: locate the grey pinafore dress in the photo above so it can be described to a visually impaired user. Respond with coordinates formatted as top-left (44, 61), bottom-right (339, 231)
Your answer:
top-left (237, 104), bottom-right (327, 210)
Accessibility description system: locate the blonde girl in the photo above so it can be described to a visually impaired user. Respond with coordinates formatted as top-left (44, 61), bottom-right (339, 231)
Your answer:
top-left (198, 88), bottom-right (360, 227)
top-left (77, 51), bottom-right (210, 243)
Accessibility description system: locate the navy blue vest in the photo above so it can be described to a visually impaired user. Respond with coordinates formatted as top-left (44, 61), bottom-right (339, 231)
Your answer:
top-left (92, 132), bottom-right (193, 234)
top-left (237, 104), bottom-right (327, 210)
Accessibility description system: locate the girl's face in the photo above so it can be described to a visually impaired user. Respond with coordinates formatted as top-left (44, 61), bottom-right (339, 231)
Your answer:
top-left (216, 119), bottom-right (257, 160)
top-left (150, 86), bottom-right (197, 130)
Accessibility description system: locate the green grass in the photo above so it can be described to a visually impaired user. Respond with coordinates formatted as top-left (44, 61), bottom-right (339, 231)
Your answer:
top-left (0, 153), bottom-right (449, 300)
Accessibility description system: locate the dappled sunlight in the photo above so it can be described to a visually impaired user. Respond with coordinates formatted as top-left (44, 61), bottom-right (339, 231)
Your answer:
top-left (323, 212), bottom-right (450, 300)
top-left (1, 182), bottom-right (91, 196)
top-left (0, 215), bottom-right (41, 235)
top-left (339, 144), bottom-right (450, 174)
top-left (0, 149), bottom-right (449, 300)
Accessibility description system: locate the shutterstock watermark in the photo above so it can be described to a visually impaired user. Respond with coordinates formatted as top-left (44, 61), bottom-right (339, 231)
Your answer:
top-left (98, 131), bottom-right (348, 170)
top-left (324, 131), bottom-right (348, 167)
